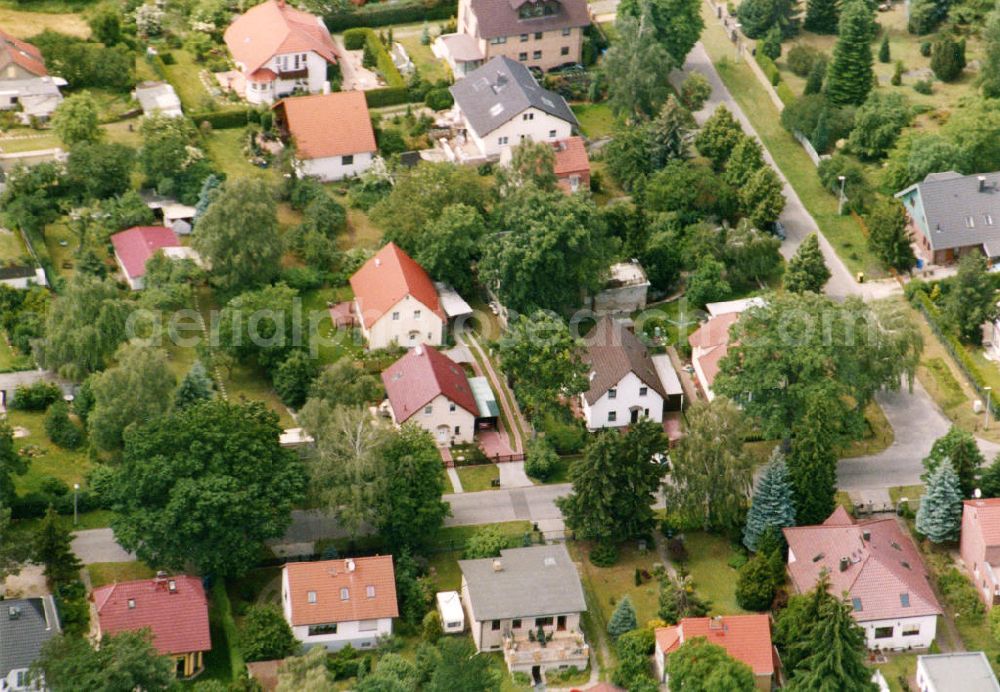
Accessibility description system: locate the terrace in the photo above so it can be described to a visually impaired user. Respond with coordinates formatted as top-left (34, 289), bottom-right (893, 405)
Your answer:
top-left (503, 631), bottom-right (589, 669)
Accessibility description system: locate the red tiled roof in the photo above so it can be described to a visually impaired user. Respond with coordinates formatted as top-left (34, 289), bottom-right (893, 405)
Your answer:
top-left (656, 615), bottom-right (775, 676)
top-left (249, 67), bottom-right (277, 82)
top-left (93, 576), bottom-right (211, 655)
top-left (964, 498), bottom-right (1000, 546)
top-left (382, 345), bottom-right (478, 422)
top-left (0, 29), bottom-right (47, 77)
top-left (110, 226), bottom-right (180, 280)
top-left (783, 510), bottom-right (942, 623)
top-left (349, 242), bottom-right (445, 326)
top-left (275, 92), bottom-right (376, 160)
top-left (284, 556), bottom-right (399, 627)
top-left (224, 0), bottom-right (337, 75)
top-left (688, 312), bottom-right (740, 390)
top-left (552, 137), bottom-right (589, 177)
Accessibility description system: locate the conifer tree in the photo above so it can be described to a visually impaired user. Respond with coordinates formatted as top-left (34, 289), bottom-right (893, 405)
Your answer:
top-left (784, 234), bottom-right (830, 294)
top-left (723, 136), bottom-right (765, 188)
top-left (33, 507), bottom-right (82, 586)
top-left (922, 426), bottom-right (983, 498)
top-left (879, 34), bottom-right (891, 63)
top-left (608, 595), bottom-right (638, 639)
top-left (866, 197), bottom-right (916, 271)
top-left (804, 0), bottom-right (839, 34)
top-left (811, 108), bottom-right (831, 152)
top-left (916, 459), bottom-right (963, 543)
top-left (788, 390), bottom-right (841, 525)
top-left (762, 24), bottom-right (783, 60)
top-left (786, 594), bottom-right (878, 691)
top-left (825, 0), bottom-right (876, 106)
top-left (804, 59), bottom-right (825, 94)
top-left (744, 449), bottom-right (797, 551)
top-left (174, 360), bottom-right (214, 409)
top-left (695, 106), bottom-right (744, 171)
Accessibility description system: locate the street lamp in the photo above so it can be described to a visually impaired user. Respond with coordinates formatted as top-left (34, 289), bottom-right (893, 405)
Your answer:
top-left (837, 175), bottom-right (847, 216)
top-left (73, 483), bottom-right (79, 526)
top-left (986, 387), bottom-right (993, 430)
top-left (733, 24), bottom-right (742, 62)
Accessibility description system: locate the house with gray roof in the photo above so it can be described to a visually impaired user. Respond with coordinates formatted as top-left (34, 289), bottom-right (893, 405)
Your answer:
top-left (459, 543), bottom-right (589, 681)
top-left (895, 171), bottom-right (1000, 265)
top-left (1, 596), bottom-right (61, 692)
top-left (133, 81), bottom-right (183, 118)
top-left (916, 652), bottom-right (1000, 692)
top-left (448, 56), bottom-right (577, 161)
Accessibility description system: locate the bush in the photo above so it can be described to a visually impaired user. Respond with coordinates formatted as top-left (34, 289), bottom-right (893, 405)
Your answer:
top-left (463, 525), bottom-right (509, 559)
top-left (11, 382), bottom-right (61, 411)
top-left (920, 41), bottom-right (932, 56)
top-left (590, 542), bottom-right (619, 566)
top-left (538, 410), bottom-right (586, 454)
top-left (524, 437), bottom-right (559, 481)
top-left (189, 108), bottom-right (251, 130)
top-left (735, 553), bottom-right (779, 611)
top-left (914, 79), bottom-right (934, 95)
top-left (365, 87), bottom-right (413, 108)
top-left (238, 604), bottom-right (298, 662)
top-left (424, 87), bottom-right (454, 111)
top-left (344, 28), bottom-right (368, 50)
top-left (938, 566), bottom-right (985, 623)
top-left (44, 400), bottom-right (83, 449)
top-left (787, 45), bottom-right (822, 77)
top-left (421, 610), bottom-right (443, 643)
top-left (512, 672), bottom-right (532, 686)
top-left (325, 0), bottom-right (458, 31)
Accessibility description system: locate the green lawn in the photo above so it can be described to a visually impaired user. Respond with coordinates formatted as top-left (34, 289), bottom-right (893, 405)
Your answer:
top-left (202, 128), bottom-right (262, 180)
top-left (428, 549), bottom-right (463, 592)
top-left (683, 532), bottom-right (748, 616)
top-left (397, 34), bottom-right (451, 84)
top-left (0, 6), bottom-right (90, 37)
top-left (0, 228), bottom-right (26, 263)
top-left (8, 410), bottom-right (94, 495)
top-left (874, 652), bottom-right (918, 692)
top-left (699, 4), bottom-right (882, 278)
top-left (0, 336), bottom-right (32, 371)
top-left (87, 561), bottom-right (157, 588)
top-left (571, 102), bottom-right (616, 140)
top-left (299, 286), bottom-right (364, 366)
top-left (456, 464), bottom-right (499, 492)
top-left (41, 220), bottom-right (77, 281)
top-left (0, 133), bottom-right (62, 153)
top-left (161, 49), bottom-right (214, 112)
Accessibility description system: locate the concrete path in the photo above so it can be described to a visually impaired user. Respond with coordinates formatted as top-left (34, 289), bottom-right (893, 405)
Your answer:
top-left (498, 461), bottom-right (533, 488)
top-left (333, 36), bottom-right (383, 91)
top-left (464, 334), bottom-right (529, 454)
top-left (446, 466), bottom-right (464, 493)
top-left (71, 529), bottom-right (135, 564)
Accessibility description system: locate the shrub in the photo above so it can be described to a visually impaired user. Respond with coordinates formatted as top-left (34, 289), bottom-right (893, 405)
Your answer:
top-left (188, 108), bottom-right (250, 130)
top-left (920, 41), bottom-right (932, 56)
top-left (11, 382), bottom-right (61, 411)
top-left (44, 400), bottom-right (83, 449)
top-left (344, 28), bottom-right (368, 50)
top-left (512, 672), bottom-right (532, 686)
top-left (735, 553), bottom-right (779, 611)
top-left (238, 604), bottom-right (298, 662)
top-left (421, 610), bottom-right (443, 643)
top-left (524, 437), bottom-right (559, 481)
top-left (786, 44), bottom-right (821, 76)
top-left (938, 566), bottom-right (985, 623)
top-left (424, 87), bottom-right (454, 111)
top-left (539, 410), bottom-right (586, 454)
top-left (590, 542), bottom-right (619, 566)
top-left (463, 525), bottom-right (509, 559)
top-left (914, 79), bottom-right (934, 95)
top-left (324, 0), bottom-right (458, 32)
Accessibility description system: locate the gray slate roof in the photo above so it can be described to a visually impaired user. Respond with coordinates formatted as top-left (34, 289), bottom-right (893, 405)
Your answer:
top-left (459, 544), bottom-right (586, 620)
top-left (918, 653), bottom-right (1000, 691)
top-left (469, 0), bottom-right (591, 39)
top-left (0, 596), bottom-right (61, 679)
top-left (583, 316), bottom-right (667, 405)
top-left (449, 56), bottom-right (578, 137)
top-left (896, 171), bottom-right (1000, 254)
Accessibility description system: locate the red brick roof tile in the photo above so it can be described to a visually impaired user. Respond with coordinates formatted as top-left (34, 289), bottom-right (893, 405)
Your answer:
top-left (284, 556), bottom-right (398, 627)
top-left (382, 345), bottom-right (478, 422)
top-left (274, 92), bottom-right (376, 160)
top-left (656, 615), bottom-right (775, 676)
top-left (964, 498), bottom-right (1000, 546)
top-left (0, 29), bottom-right (47, 77)
top-left (551, 137), bottom-right (589, 177)
top-left (349, 242), bottom-right (444, 326)
top-left (110, 226), bottom-right (180, 281)
top-left (224, 0), bottom-right (337, 75)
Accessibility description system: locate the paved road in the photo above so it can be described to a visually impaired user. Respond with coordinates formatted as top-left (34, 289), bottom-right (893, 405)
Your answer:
top-left (71, 529), bottom-right (135, 564)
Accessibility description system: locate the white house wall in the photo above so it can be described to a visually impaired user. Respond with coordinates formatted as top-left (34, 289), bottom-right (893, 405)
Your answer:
top-left (358, 294), bottom-right (445, 350)
top-left (468, 107), bottom-right (573, 159)
top-left (859, 614), bottom-right (937, 651)
top-left (583, 371), bottom-right (664, 430)
top-left (297, 151), bottom-right (374, 182)
top-left (245, 50), bottom-right (328, 105)
top-left (690, 346), bottom-right (716, 402)
top-left (397, 393), bottom-right (475, 446)
top-left (290, 617), bottom-right (393, 652)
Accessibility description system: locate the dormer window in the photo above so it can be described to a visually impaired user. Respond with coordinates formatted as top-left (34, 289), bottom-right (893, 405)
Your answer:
top-left (127, 599), bottom-right (136, 609)
top-left (367, 585), bottom-right (376, 598)
top-left (966, 215), bottom-right (976, 228)
top-left (307, 591), bottom-right (317, 603)
top-left (340, 588), bottom-right (350, 601)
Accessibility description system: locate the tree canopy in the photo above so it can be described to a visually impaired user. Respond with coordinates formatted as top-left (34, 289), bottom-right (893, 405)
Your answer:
top-left (942, 252), bottom-right (998, 345)
top-left (744, 448), bottom-right (796, 551)
top-left (619, 0), bottom-right (703, 66)
top-left (603, 4), bottom-right (674, 119)
top-left (51, 92), bottom-right (101, 146)
top-left (824, 0), bottom-right (876, 106)
top-left (31, 631), bottom-right (174, 692)
top-left (922, 426), bottom-right (984, 498)
top-left (665, 638), bottom-right (757, 691)
top-left (784, 234), bottom-right (830, 293)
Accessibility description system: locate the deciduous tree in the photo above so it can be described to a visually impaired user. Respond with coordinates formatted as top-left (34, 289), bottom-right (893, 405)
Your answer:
top-left (619, 0), bottom-right (704, 65)
top-left (495, 140), bottom-right (557, 194)
top-left (943, 252), bottom-right (998, 345)
top-left (66, 142), bottom-right (134, 201)
top-left (31, 632), bottom-right (174, 692)
top-left (685, 257), bottom-right (731, 307)
top-left (89, 344), bottom-right (175, 451)
top-left (982, 5), bottom-right (1000, 98)
top-left (239, 604), bottom-right (298, 662)
top-left (695, 106), bottom-right (744, 170)
top-left (665, 638), bottom-right (756, 691)
top-left (52, 93), bottom-right (101, 146)
top-left (603, 4), bottom-right (674, 119)
top-left (866, 197), bottom-right (916, 271)
top-left (427, 638), bottom-right (500, 692)
top-left (0, 422), bottom-right (27, 508)
top-left (308, 359), bottom-right (384, 409)
top-left (413, 203), bottom-right (485, 296)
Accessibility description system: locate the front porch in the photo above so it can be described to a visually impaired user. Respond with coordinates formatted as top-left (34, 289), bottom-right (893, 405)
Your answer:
top-left (502, 632), bottom-right (590, 675)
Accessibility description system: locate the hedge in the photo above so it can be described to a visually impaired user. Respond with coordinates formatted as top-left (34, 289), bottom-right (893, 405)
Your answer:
top-left (343, 28), bottom-right (368, 51)
top-left (189, 107), bottom-right (252, 129)
top-left (360, 29), bottom-right (406, 89)
top-left (776, 82), bottom-right (797, 107)
top-left (145, 52), bottom-right (169, 81)
top-left (325, 0), bottom-right (457, 31)
top-left (365, 86), bottom-right (413, 108)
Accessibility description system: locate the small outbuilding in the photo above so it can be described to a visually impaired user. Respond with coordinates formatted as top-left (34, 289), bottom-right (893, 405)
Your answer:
top-left (436, 591), bottom-right (465, 634)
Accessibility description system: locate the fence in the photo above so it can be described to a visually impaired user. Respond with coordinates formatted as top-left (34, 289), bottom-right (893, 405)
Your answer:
top-left (793, 130), bottom-right (822, 166)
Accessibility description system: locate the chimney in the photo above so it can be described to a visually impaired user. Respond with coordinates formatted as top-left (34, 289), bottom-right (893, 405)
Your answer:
top-left (374, 257), bottom-right (381, 267)
top-left (7, 606), bottom-right (20, 621)
top-left (168, 579), bottom-right (177, 593)
top-left (862, 530), bottom-right (871, 542)
top-left (345, 559), bottom-right (356, 573)
top-left (127, 598), bottom-right (136, 609)
top-left (415, 345), bottom-right (424, 356)
top-left (708, 616), bottom-right (723, 630)
top-left (980, 175), bottom-right (987, 192)
top-left (839, 556), bottom-right (850, 572)
top-left (492, 559), bottom-right (503, 572)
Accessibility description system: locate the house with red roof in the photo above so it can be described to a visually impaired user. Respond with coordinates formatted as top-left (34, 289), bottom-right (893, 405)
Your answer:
top-left (783, 508), bottom-right (942, 651)
top-left (552, 137), bottom-right (589, 193)
top-left (381, 345), bottom-right (482, 446)
top-left (110, 226), bottom-right (199, 290)
top-left (272, 92), bottom-right (377, 182)
top-left (92, 574), bottom-right (211, 678)
top-left (687, 297), bottom-right (764, 401)
top-left (654, 615), bottom-right (778, 690)
top-left (281, 556), bottom-right (398, 651)
top-left (960, 498), bottom-right (1000, 609)
top-left (349, 243), bottom-right (452, 350)
top-left (0, 28), bottom-right (64, 119)
top-left (223, 0), bottom-right (337, 105)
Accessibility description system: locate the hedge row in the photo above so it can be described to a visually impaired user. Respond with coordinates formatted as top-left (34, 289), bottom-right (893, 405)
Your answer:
top-left (347, 28), bottom-right (422, 108)
top-left (324, 0), bottom-right (457, 31)
top-left (364, 86), bottom-right (414, 108)
top-left (189, 107), bottom-right (253, 129)
top-left (755, 53), bottom-right (796, 107)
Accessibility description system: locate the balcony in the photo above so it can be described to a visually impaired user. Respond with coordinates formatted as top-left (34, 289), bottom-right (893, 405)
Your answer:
top-left (502, 632), bottom-right (589, 667)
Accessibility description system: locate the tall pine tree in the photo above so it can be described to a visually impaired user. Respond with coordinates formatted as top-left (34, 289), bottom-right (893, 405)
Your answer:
top-left (825, 0), bottom-right (875, 106)
top-left (916, 459), bottom-right (963, 543)
top-left (743, 448), bottom-right (797, 551)
top-left (607, 595), bottom-right (638, 639)
top-left (33, 506), bottom-right (82, 586)
top-left (784, 234), bottom-right (830, 294)
top-left (866, 197), bottom-right (916, 272)
top-left (174, 360), bottom-right (215, 409)
top-left (786, 593), bottom-right (878, 691)
top-left (788, 389), bottom-right (843, 525)
top-left (804, 0), bottom-right (839, 33)
top-left (922, 426), bottom-right (984, 498)
top-left (724, 136), bottom-right (766, 188)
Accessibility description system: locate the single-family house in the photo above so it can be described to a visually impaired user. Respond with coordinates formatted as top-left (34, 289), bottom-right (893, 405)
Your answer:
top-left (281, 556), bottom-right (398, 651)
top-left (110, 226), bottom-right (200, 290)
top-left (92, 575), bottom-right (211, 678)
top-left (916, 652), bottom-right (1000, 692)
top-left (783, 507), bottom-right (942, 650)
top-left (448, 56), bottom-right (577, 161)
top-left (1, 596), bottom-right (60, 692)
top-left (459, 544), bottom-right (589, 682)
top-left (272, 92), bottom-right (376, 181)
top-left (133, 81), bottom-right (182, 118)
top-left (436, 591), bottom-right (465, 634)
top-left (960, 498), bottom-right (1000, 609)
top-left (593, 261), bottom-right (650, 313)
top-left (895, 171), bottom-right (1000, 266)
top-left (688, 297), bottom-right (764, 401)
top-left (581, 316), bottom-right (674, 430)
top-left (434, 0), bottom-right (590, 77)
top-left (0, 29), bottom-right (64, 120)
top-left (381, 344), bottom-right (480, 446)
top-left (223, 0), bottom-right (337, 105)
top-left (348, 243), bottom-right (449, 350)
top-left (552, 136), bottom-right (590, 193)
top-left (654, 615), bottom-right (778, 690)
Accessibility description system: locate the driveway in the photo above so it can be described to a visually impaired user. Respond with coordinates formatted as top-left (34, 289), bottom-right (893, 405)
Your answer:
top-left (71, 528), bottom-right (135, 564)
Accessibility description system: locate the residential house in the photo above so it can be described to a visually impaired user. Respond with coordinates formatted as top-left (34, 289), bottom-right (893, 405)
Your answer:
top-left (0, 266), bottom-right (46, 289)
top-left (110, 226), bottom-right (201, 290)
top-left (223, 0), bottom-right (337, 105)
top-left (92, 575), bottom-right (211, 678)
top-left (381, 344), bottom-right (484, 446)
top-left (281, 556), bottom-right (398, 651)
top-left (448, 56), bottom-right (577, 161)
top-left (0, 596), bottom-right (60, 692)
top-left (960, 498), bottom-right (1000, 609)
top-left (272, 92), bottom-right (376, 181)
top-left (133, 81), bottom-right (182, 118)
top-left (916, 652), bottom-right (1000, 692)
top-left (895, 171), bottom-right (1000, 266)
top-left (434, 0), bottom-right (590, 76)
top-left (783, 507), bottom-right (942, 650)
top-left (593, 261), bottom-right (650, 313)
top-left (0, 28), bottom-right (64, 120)
top-left (459, 544), bottom-right (589, 681)
top-left (581, 316), bottom-right (679, 430)
top-left (654, 615), bottom-right (778, 690)
top-left (552, 136), bottom-right (590, 193)
top-left (687, 297), bottom-right (764, 401)
top-left (349, 243), bottom-right (457, 350)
